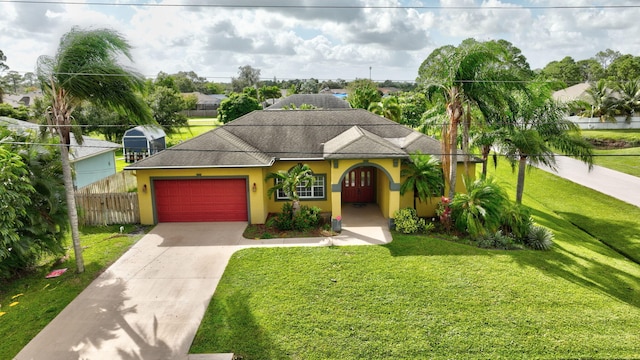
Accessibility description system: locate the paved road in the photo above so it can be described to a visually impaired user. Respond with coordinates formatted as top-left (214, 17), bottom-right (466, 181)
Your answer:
top-left (536, 155), bottom-right (640, 208)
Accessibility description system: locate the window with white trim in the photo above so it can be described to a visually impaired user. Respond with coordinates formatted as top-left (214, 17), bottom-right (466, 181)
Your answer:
top-left (276, 175), bottom-right (326, 200)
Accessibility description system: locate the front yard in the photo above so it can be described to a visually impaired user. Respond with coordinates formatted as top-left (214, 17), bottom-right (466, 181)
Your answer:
top-left (190, 162), bottom-right (640, 359)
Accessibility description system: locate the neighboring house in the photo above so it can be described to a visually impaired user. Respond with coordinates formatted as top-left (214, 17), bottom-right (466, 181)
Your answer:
top-left (2, 91), bottom-right (43, 107)
top-left (0, 116), bottom-right (120, 189)
top-left (122, 125), bottom-right (166, 163)
top-left (267, 94), bottom-right (351, 109)
top-left (183, 92), bottom-right (226, 110)
top-left (69, 134), bottom-right (120, 189)
top-left (125, 109), bottom-right (476, 227)
top-left (552, 82), bottom-right (591, 104)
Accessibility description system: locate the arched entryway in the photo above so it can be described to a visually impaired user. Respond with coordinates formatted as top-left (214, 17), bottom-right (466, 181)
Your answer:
top-left (341, 166), bottom-right (375, 203)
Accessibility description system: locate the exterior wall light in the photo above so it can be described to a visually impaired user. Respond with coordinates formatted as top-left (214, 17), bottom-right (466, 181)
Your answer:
top-left (252, 183), bottom-right (257, 192)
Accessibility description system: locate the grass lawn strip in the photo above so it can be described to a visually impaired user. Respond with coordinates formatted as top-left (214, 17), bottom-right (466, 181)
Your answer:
top-left (0, 225), bottom-right (148, 359)
top-left (593, 147), bottom-right (640, 177)
top-left (191, 161), bottom-right (640, 358)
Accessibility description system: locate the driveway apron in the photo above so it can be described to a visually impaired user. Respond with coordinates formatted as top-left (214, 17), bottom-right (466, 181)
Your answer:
top-left (15, 223), bottom-right (244, 360)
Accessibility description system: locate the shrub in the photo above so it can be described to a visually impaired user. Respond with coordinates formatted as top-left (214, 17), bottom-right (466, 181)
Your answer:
top-left (450, 177), bottom-right (509, 238)
top-left (500, 202), bottom-right (533, 241)
top-left (525, 225), bottom-right (554, 250)
top-left (477, 230), bottom-right (521, 250)
top-left (270, 202), bottom-right (322, 231)
top-left (393, 208), bottom-right (431, 234)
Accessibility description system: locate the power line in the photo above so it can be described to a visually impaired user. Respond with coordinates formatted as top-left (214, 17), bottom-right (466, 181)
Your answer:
top-left (0, 0), bottom-right (637, 10)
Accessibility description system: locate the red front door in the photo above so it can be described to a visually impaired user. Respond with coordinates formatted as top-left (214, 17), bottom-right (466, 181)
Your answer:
top-left (342, 167), bottom-right (375, 203)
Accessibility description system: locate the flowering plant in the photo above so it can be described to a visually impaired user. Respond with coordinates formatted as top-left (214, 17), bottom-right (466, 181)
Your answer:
top-left (435, 196), bottom-right (452, 231)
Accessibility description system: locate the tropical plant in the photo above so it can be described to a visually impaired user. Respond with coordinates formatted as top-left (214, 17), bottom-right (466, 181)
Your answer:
top-left (450, 177), bottom-right (509, 238)
top-left (368, 96), bottom-right (401, 122)
top-left (400, 152), bottom-right (444, 210)
top-left (393, 208), bottom-right (432, 234)
top-left (347, 78), bottom-right (381, 109)
top-left (499, 202), bottom-right (532, 240)
top-left (265, 164), bottom-right (315, 214)
top-left (578, 79), bottom-right (619, 122)
top-left (36, 27), bottom-right (153, 273)
top-left (525, 225), bottom-right (554, 250)
top-left (417, 39), bottom-right (531, 198)
top-left (500, 85), bottom-right (594, 203)
top-left (617, 79), bottom-right (640, 121)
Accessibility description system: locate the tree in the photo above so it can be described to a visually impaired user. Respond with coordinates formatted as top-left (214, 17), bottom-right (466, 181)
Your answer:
top-left (540, 56), bottom-right (582, 87)
top-left (36, 27), bottom-right (153, 273)
top-left (231, 65), bottom-right (261, 92)
top-left (259, 85), bottom-right (281, 104)
top-left (397, 91), bottom-right (428, 128)
top-left (595, 49), bottom-right (621, 70)
top-left (418, 39), bottom-right (530, 198)
top-left (500, 86), bottom-right (594, 203)
top-left (146, 85), bottom-right (189, 134)
top-left (347, 78), bottom-right (380, 109)
top-left (4, 70), bottom-right (22, 93)
top-left (617, 79), bottom-right (640, 121)
top-left (400, 152), bottom-right (444, 210)
top-left (450, 177), bottom-right (509, 238)
top-left (265, 164), bottom-right (315, 214)
top-left (607, 54), bottom-right (640, 82)
top-left (300, 78), bottom-right (320, 94)
top-left (173, 71), bottom-right (207, 93)
top-left (0, 50), bottom-right (6, 102)
top-left (0, 128), bottom-right (68, 279)
top-left (579, 79), bottom-right (619, 122)
top-left (73, 102), bottom-right (131, 142)
top-left (577, 59), bottom-right (605, 82)
top-left (368, 96), bottom-right (401, 122)
top-left (217, 93), bottom-right (261, 123)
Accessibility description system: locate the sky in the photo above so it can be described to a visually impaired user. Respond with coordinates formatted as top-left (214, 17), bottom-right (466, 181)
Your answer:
top-left (1, 0), bottom-right (640, 83)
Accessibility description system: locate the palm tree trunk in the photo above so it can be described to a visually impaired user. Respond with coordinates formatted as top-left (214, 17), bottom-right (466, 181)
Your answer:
top-left (481, 145), bottom-right (490, 179)
top-left (60, 143), bottom-right (85, 273)
top-left (446, 87), bottom-right (462, 199)
top-left (515, 155), bottom-right (527, 204)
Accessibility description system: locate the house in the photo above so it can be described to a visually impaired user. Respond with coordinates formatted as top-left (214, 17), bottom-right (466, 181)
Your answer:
top-left (267, 94), bottom-right (351, 109)
top-left (552, 82), bottom-right (591, 103)
top-left (0, 116), bottom-right (120, 188)
top-left (126, 109), bottom-right (476, 228)
top-left (2, 91), bottom-right (43, 107)
top-left (122, 125), bottom-right (166, 163)
top-left (182, 92), bottom-right (226, 110)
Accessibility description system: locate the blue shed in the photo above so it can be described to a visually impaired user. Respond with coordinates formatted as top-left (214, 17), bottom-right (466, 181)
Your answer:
top-left (122, 125), bottom-right (166, 163)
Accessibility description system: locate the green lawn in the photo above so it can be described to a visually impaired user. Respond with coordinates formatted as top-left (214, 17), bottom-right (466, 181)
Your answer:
top-left (593, 147), bottom-right (640, 177)
top-left (190, 162), bottom-right (640, 359)
top-left (581, 129), bottom-right (640, 144)
top-left (0, 225), bottom-right (148, 359)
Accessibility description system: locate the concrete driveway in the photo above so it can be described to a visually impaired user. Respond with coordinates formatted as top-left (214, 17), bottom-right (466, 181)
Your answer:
top-left (16, 204), bottom-right (391, 360)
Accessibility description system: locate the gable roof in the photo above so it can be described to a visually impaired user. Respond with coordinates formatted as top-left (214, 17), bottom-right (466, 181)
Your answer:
top-left (552, 83), bottom-right (591, 103)
top-left (0, 117), bottom-right (119, 161)
top-left (126, 109), bottom-right (459, 169)
top-left (267, 94), bottom-right (351, 109)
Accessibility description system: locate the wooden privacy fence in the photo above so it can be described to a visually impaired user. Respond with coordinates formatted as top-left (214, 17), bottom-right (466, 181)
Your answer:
top-left (75, 192), bottom-right (140, 226)
top-left (76, 171), bottom-right (137, 194)
top-left (75, 172), bottom-right (140, 225)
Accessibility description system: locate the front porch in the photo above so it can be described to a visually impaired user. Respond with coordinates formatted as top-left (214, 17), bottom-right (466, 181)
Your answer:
top-left (335, 203), bottom-right (392, 245)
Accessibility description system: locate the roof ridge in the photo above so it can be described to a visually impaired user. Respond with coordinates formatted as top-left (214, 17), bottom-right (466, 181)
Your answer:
top-left (215, 128), bottom-right (273, 164)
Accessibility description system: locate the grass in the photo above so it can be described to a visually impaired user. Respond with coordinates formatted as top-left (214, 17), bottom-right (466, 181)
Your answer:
top-left (0, 224), bottom-right (148, 359)
top-left (592, 147), bottom-right (640, 177)
top-left (190, 162), bottom-right (640, 359)
top-left (581, 129), bottom-right (640, 144)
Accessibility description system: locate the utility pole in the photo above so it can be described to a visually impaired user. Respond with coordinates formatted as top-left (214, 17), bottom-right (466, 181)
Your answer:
top-left (369, 66), bottom-right (372, 81)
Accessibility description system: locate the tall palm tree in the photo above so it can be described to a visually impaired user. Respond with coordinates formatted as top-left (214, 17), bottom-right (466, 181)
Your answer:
top-left (400, 152), bottom-right (445, 210)
top-left (418, 39), bottom-right (531, 198)
top-left (500, 87), bottom-right (594, 203)
top-left (37, 27), bottom-right (153, 273)
top-left (368, 96), bottom-right (401, 122)
top-left (265, 164), bottom-right (315, 214)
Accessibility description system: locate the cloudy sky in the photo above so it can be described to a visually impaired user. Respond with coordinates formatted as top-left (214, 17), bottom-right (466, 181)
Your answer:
top-left (1, 0), bottom-right (640, 83)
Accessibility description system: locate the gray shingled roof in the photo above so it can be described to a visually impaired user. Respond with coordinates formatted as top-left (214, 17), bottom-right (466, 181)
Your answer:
top-left (126, 109), bottom-right (457, 169)
top-left (267, 94), bottom-right (351, 110)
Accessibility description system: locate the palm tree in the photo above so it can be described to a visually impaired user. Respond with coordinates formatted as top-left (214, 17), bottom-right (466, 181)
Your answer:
top-left (580, 79), bottom-right (619, 122)
top-left (36, 27), bottom-right (153, 273)
top-left (400, 152), bottom-right (445, 210)
top-left (417, 39), bottom-right (531, 198)
top-left (617, 79), bottom-right (640, 122)
top-left (500, 87), bottom-right (594, 203)
top-left (450, 177), bottom-right (509, 238)
top-left (368, 96), bottom-right (401, 122)
top-left (265, 164), bottom-right (315, 214)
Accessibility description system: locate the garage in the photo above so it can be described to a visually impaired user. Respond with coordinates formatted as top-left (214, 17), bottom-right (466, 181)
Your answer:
top-left (153, 178), bottom-right (248, 222)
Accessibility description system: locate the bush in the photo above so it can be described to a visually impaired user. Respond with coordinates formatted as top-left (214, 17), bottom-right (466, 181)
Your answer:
top-left (525, 225), bottom-right (554, 250)
top-left (270, 202), bottom-right (322, 231)
top-left (393, 208), bottom-right (432, 234)
top-left (500, 202), bottom-right (533, 241)
top-left (477, 230), bottom-right (521, 250)
top-left (450, 177), bottom-right (509, 238)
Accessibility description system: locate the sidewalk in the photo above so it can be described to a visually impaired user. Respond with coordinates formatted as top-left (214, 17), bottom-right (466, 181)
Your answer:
top-left (535, 155), bottom-right (640, 208)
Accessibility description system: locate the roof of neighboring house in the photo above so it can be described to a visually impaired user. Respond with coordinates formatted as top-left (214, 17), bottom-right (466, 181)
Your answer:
top-left (267, 94), bottom-right (351, 110)
top-left (0, 116), bottom-right (119, 161)
top-left (1, 92), bottom-right (43, 107)
top-left (123, 125), bottom-right (166, 140)
top-left (69, 134), bottom-right (120, 162)
top-left (552, 83), bottom-right (591, 103)
top-left (182, 92), bottom-right (226, 105)
top-left (125, 108), bottom-right (464, 169)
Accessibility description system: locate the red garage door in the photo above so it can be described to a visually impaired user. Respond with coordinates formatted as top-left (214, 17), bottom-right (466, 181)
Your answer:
top-left (153, 178), bottom-right (248, 222)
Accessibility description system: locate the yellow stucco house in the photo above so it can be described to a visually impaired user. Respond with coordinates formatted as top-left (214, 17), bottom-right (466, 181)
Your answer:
top-left (125, 108), bottom-right (475, 228)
